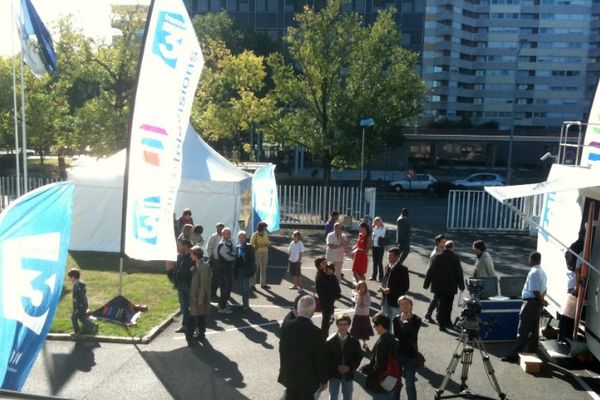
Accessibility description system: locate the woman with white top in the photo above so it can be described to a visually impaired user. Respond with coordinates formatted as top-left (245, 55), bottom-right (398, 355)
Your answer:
top-left (370, 217), bottom-right (387, 282)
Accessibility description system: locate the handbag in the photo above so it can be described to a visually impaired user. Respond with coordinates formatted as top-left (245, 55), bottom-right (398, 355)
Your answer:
top-left (562, 293), bottom-right (577, 319)
top-left (379, 354), bottom-right (401, 392)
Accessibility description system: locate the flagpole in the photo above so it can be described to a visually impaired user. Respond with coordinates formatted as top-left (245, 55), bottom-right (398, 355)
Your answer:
top-left (118, 0), bottom-right (157, 295)
top-left (10, 0), bottom-right (21, 197)
top-left (19, 45), bottom-right (28, 194)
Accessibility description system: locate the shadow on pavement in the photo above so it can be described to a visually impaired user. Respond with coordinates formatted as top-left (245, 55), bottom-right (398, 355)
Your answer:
top-left (138, 342), bottom-right (250, 400)
top-left (42, 342), bottom-right (100, 395)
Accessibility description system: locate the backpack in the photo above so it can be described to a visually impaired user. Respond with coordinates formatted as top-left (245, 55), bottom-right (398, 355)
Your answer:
top-left (379, 354), bottom-right (402, 392)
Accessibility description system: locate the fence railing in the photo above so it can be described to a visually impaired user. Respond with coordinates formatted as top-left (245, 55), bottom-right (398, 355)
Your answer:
top-left (447, 189), bottom-right (543, 233)
top-left (278, 185), bottom-right (376, 225)
top-left (0, 176), bottom-right (62, 210)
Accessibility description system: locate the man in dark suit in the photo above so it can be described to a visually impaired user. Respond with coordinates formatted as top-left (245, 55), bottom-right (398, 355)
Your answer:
top-left (424, 240), bottom-right (465, 332)
top-left (278, 295), bottom-right (328, 399)
top-left (379, 247), bottom-right (410, 334)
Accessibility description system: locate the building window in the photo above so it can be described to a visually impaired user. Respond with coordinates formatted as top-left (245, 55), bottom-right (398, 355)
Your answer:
top-left (401, 0), bottom-right (415, 12)
top-left (210, 0), bottom-right (221, 11)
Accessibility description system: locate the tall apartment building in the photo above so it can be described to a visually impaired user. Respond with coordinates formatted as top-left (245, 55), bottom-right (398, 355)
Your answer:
top-left (423, 0), bottom-right (597, 130)
top-left (185, 0), bottom-right (600, 130)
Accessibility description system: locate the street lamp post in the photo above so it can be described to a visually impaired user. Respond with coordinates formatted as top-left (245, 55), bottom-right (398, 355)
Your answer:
top-left (506, 39), bottom-right (527, 185)
top-left (359, 118), bottom-right (374, 219)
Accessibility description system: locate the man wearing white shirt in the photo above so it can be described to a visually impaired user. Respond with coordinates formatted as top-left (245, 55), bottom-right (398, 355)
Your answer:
top-left (502, 251), bottom-right (547, 362)
top-left (326, 222), bottom-right (348, 281)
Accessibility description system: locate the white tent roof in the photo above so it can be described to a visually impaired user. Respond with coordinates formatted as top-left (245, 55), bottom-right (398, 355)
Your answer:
top-left (68, 125), bottom-right (252, 253)
top-left (69, 124), bottom-right (250, 188)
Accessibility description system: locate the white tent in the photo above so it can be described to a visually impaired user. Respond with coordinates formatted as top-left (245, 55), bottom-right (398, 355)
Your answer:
top-left (68, 125), bottom-right (252, 253)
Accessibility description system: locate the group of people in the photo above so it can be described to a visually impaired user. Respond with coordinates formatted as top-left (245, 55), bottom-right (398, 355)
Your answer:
top-left (278, 207), bottom-right (421, 400)
top-left (279, 293), bottom-right (422, 400)
top-left (167, 207), bottom-right (548, 399)
top-left (170, 210), bottom-right (272, 346)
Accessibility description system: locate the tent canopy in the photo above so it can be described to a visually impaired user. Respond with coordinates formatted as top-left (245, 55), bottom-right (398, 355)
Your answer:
top-left (68, 125), bottom-right (252, 253)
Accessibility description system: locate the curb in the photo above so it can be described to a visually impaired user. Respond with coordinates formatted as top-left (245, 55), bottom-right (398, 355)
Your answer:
top-left (46, 310), bottom-right (181, 345)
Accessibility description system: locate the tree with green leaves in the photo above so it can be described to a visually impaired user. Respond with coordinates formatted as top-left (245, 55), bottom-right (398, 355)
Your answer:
top-left (192, 16), bottom-right (276, 161)
top-left (268, 0), bottom-right (425, 185)
top-left (53, 7), bottom-right (145, 155)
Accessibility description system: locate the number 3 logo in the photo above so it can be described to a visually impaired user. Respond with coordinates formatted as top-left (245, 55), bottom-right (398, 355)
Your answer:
top-left (2, 233), bottom-right (61, 335)
top-left (152, 11), bottom-right (186, 69)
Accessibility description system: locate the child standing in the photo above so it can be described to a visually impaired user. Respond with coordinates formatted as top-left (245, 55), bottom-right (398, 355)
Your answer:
top-left (350, 280), bottom-right (374, 350)
top-left (287, 231), bottom-right (305, 291)
top-left (68, 268), bottom-right (98, 338)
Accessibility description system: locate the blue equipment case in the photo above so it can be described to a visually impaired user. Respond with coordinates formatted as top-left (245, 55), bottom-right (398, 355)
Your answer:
top-left (477, 297), bottom-right (522, 342)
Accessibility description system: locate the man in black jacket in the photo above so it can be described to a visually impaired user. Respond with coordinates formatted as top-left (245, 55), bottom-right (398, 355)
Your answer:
top-left (424, 240), bottom-right (465, 332)
top-left (279, 295), bottom-right (328, 400)
top-left (326, 314), bottom-right (363, 400)
top-left (379, 247), bottom-right (410, 334)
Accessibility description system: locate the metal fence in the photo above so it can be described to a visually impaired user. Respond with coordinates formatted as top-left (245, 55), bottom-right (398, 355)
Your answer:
top-left (278, 185), bottom-right (376, 225)
top-left (447, 189), bottom-right (543, 233)
top-left (0, 176), bottom-right (62, 210)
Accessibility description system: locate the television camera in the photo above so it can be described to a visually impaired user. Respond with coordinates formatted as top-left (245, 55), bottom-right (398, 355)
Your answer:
top-left (456, 278), bottom-right (487, 338)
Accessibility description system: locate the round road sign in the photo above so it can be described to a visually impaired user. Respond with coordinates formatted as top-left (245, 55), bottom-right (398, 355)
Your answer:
top-left (405, 168), bottom-right (416, 180)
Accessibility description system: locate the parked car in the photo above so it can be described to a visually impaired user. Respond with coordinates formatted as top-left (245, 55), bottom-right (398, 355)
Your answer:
top-left (452, 173), bottom-right (505, 189)
top-left (390, 174), bottom-right (437, 192)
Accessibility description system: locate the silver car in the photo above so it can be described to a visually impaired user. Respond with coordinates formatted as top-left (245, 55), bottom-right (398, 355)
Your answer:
top-left (452, 173), bottom-right (505, 189)
top-left (390, 174), bottom-right (437, 192)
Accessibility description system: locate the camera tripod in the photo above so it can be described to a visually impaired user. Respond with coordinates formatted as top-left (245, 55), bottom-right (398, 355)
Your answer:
top-left (435, 324), bottom-right (507, 400)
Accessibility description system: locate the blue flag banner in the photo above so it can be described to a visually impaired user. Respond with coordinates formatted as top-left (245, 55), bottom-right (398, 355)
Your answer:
top-left (0, 182), bottom-right (74, 391)
top-left (251, 164), bottom-right (280, 233)
top-left (18, 0), bottom-right (56, 77)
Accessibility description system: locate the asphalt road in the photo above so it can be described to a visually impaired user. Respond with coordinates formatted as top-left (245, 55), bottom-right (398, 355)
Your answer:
top-left (21, 197), bottom-right (600, 400)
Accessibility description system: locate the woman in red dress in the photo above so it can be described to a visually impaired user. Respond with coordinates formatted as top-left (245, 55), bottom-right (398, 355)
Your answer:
top-left (352, 221), bottom-right (371, 283)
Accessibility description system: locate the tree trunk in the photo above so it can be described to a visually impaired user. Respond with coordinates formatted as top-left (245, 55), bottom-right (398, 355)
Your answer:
top-left (322, 158), bottom-right (333, 221)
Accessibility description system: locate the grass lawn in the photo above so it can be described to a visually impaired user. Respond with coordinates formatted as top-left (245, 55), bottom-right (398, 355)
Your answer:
top-left (53, 251), bottom-right (179, 338)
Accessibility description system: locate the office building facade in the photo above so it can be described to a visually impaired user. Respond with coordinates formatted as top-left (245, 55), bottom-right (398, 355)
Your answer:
top-left (185, 0), bottom-right (600, 130)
